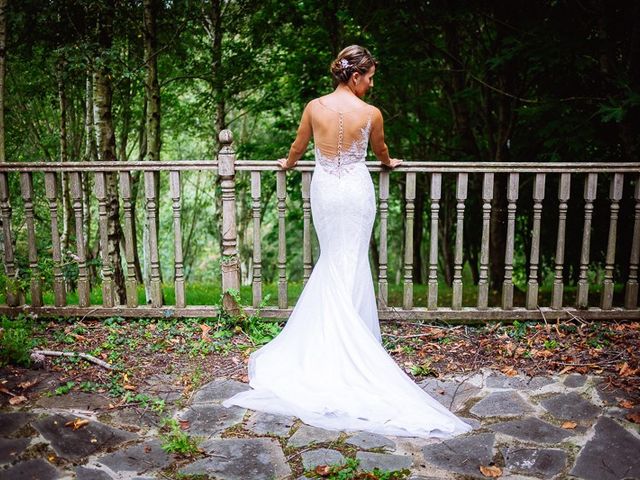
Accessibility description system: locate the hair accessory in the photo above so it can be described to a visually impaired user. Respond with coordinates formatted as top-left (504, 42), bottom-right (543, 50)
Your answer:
top-left (339, 58), bottom-right (350, 69)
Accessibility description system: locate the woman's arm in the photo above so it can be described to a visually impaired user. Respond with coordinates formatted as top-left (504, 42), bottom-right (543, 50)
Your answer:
top-left (278, 102), bottom-right (313, 169)
top-left (370, 107), bottom-right (402, 168)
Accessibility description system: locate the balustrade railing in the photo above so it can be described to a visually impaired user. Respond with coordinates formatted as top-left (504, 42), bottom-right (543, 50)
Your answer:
top-left (0, 130), bottom-right (638, 321)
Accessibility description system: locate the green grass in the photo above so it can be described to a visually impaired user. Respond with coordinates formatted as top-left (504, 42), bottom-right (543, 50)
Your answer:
top-left (4, 270), bottom-right (629, 310)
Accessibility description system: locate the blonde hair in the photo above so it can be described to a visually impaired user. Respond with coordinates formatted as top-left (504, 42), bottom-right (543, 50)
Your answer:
top-left (330, 45), bottom-right (378, 86)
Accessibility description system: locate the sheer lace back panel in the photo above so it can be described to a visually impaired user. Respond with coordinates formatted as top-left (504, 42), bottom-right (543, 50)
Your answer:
top-left (312, 99), bottom-right (372, 177)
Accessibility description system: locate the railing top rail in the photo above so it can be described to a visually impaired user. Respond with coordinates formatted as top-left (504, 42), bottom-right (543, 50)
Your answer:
top-left (0, 160), bottom-right (638, 173)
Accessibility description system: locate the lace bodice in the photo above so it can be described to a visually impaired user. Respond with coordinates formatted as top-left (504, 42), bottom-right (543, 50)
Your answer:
top-left (313, 102), bottom-right (372, 178)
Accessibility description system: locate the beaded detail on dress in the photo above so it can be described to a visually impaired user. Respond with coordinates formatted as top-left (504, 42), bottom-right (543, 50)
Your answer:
top-left (315, 115), bottom-right (372, 178)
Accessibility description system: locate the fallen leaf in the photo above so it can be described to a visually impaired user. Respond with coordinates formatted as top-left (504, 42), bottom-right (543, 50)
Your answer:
top-left (626, 412), bottom-right (640, 424)
top-left (619, 400), bottom-right (634, 409)
top-left (65, 418), bottom-right (90, 430)
top-left (9, 395), bottom-right (27, 405)
top-left (123, 384), bottom-right (136, 391)
top-left (17, 379), bottom-right (38, 390)
top-left (479, 464), bottom-right (502, 477)
top-left (618, 362), bottom-right (632, 377)
top-left (315, 465), bottom-right (331, 476)
top-left (558, 365), bottom-right (574, 375)
top-left (501, 366), bottom-right (517, 377)
top-left (179, 420), bottom-right (190, 430)
top-left (561, 421), bottom-right (577, 429)
top-left (0, 385), bottom-right (14, 396)
top-left (200, 324), bottom-right (212, 342)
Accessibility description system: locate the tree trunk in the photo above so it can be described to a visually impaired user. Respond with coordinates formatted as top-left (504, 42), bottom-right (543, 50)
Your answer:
top-left (93, 0), bottom-right (126, 304)
top-left (0, 0), bottom-right (6, 262)
top-left (143, 0), bottom-right (164, 302)
top-left (205, 0), bottom-right (228, 277)
top-left (82, 73), bottom-right (97, 286)
top-left (57, 58), bottom-right (74, 257)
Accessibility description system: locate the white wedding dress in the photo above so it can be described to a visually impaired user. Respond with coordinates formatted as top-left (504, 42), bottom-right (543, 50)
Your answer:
top-left (222, 101), bottom-right (472, 438)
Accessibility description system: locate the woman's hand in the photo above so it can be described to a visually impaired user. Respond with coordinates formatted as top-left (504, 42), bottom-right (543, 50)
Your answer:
top-left (384, 158), bottom-right (403, 168)
top-left (277, 158), bottom-right (296, 169)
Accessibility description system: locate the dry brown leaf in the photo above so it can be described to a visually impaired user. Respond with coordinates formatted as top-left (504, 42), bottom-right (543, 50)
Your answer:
top-left (558, 365), bottom-right (574, 375)
top-left (9, 395), bottom-right (27, 405)
top-left (618, 362), bottom-right (631, 377)
top-left (619, 400), bottom-right (634, 409)
top-left (479, 464), bottom-right (502, 477)
top-left (626, 412), bottom-right (640, 424)
top-left (315, 465), bottom-right (331, 476)
top-left (200, 324), bottom-right (212, 342)
top-left (501, 366), bottom-right (518, 377)
top-left (123, 384), bottom-right (136, 391)
top-left (17, 379), bottom-right (37, 390)
top-left (561, 421), bottom-right (577, 429)
top-left (179, 420), bottom-right (190, 430)
top-left (65, 418), bottom-right (90, 431)
top-left (0, 385), bottom-right (14, 396)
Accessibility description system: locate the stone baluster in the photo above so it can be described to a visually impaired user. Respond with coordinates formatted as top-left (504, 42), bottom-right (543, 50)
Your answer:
top-left (625, 175), bottom-right (640, 309)
top-left (94, 172), bottom-right (115, 307)
top-left (478, 173), bottom-right (494, 309)
top-left (526, 173), bottom-right (546, 309)
top-left (170, 171), bottom-right (186, 308)
top-left (218, 130), bottom-right (240, 313)
top-left (577, 173), bottom-right (598, 308)
top-left (428, 173), bottom-right (441, 309)
top-left (144, 171), bottom-right (163, 307)
top-left (69, 172), bottom-right (90, 307)
top-left (0, 172), bottom-right (19, 306)
top-left (601, 173), bottom-right (624, 310)
top-left (378, 171), bottom-right (390, 309)
top-left (502, 173), bottom-right (519, 309)
top-left (403, 172), bottom-right (416, 310)
top-left (44, 172), bottom-right (66, 306)
top-left (119, 172), bottom-right (138, 307)
top-left (251, 170), bottom-right (262, 307)
top-left (302, 171), bottom-right (312, 286)
top-left (276, 170), bottom-right (287, 309)
top-left (19, 172), bottom-right (42, 307)
top-left (552, 173), bottom-right (571, 309)
top-left (452, 173), bottom-right (468, 310)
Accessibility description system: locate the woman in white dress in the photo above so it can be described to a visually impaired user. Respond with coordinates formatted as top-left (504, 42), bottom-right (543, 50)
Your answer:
top-left (222, 45), bottom-right (472, 439)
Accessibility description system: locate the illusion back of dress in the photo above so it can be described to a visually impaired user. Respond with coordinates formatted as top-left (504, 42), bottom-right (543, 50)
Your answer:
top-left (311, 99), bottom-right (372, 177)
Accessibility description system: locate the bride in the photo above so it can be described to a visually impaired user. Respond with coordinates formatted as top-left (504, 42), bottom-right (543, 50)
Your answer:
top-left (222, 45), bottom-right (472, 438)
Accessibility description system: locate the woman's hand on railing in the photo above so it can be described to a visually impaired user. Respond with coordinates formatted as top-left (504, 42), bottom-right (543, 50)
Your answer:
top-left (277, 158), bottom-right (297, 169)
top-left (384, 158), bottom-right (403, 168)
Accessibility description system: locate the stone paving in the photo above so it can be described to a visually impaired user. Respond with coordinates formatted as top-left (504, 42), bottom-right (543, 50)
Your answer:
top-left (0, 368), bottom-right (639, 479)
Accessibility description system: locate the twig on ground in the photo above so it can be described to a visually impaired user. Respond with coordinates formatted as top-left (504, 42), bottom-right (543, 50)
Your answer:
top-left (31, 349), bottom-right (117, 371)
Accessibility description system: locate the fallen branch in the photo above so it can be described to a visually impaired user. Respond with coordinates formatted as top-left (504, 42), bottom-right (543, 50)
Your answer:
top-left (31, 349), bottom-right (117, 371)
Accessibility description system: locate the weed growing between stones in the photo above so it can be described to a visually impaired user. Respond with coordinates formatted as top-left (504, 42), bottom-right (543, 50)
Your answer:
top-left (159, 418), bottom-right (202, 456)
top-left (303, 456), bottom-right (411, 479)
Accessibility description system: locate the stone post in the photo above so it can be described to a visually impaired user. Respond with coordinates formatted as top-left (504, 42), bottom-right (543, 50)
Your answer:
top-left (218, 129), bottom-right (241, 315)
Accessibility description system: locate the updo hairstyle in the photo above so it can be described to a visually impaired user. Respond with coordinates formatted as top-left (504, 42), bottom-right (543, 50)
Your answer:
top-left (330, 45), bottom-right (378, 87)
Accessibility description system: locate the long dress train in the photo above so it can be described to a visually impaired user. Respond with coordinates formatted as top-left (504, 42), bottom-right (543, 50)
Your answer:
top-left (222, 103), bottom-right (472, 439)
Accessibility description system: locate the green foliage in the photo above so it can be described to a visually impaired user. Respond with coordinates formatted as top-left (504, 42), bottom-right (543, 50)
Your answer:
top-left (159, 418), bottom-right (201, 456)
top-left (54, 381), bottom-right (76, 396)
top-left (303, 457), bottom-right (411, 479)
top-left (0, 316), bottom-right (35, 367)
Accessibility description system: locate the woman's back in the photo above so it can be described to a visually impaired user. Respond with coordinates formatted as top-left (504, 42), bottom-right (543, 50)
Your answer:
top-left (310, 96), bottom-right (373, 163)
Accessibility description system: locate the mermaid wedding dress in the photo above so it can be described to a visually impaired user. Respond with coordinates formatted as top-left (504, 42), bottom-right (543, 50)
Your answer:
top-left (222, 101), bottom-right (472, 438)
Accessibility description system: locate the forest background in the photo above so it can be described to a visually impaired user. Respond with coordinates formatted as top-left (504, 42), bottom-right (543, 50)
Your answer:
top-left (0, 0), bottom-right (638, 307)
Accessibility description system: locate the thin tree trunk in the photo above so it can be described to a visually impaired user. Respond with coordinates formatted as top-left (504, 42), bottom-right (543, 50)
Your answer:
top-left (82, 73), bottom-right (97, 286)
top-left (143, 0), bottom-right (164, 302)
top-left (0, 0), bottom-right (7, 262)
top-left (205, 0), bottom-right (228, 277)
top-left (57, 58), bottom-right (73, 256)
top-left (93, 0), bottom-right (126, 304)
